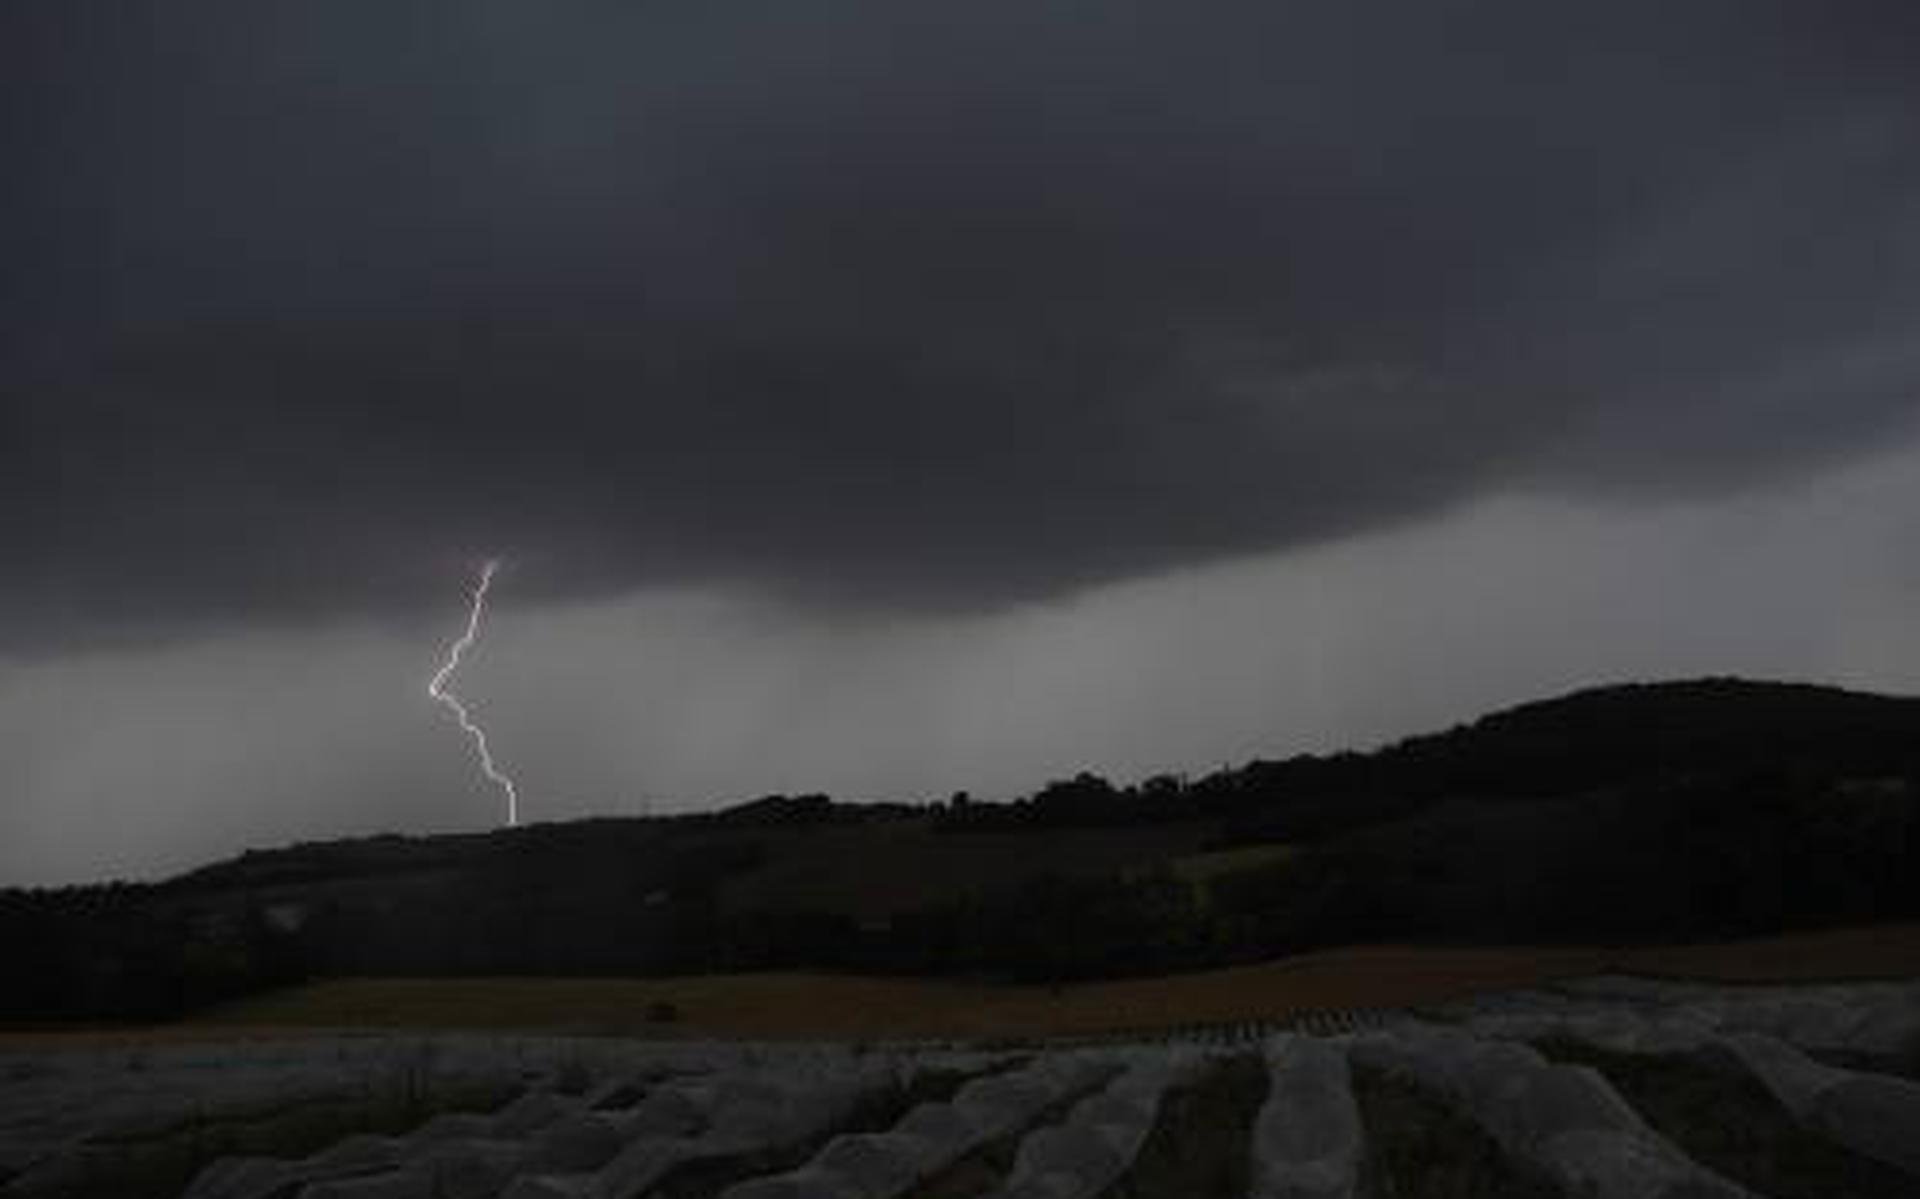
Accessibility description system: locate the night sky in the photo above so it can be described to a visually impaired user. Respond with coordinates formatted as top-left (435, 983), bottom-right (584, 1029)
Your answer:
top-left (6, 2), bottom-right (1920, 885)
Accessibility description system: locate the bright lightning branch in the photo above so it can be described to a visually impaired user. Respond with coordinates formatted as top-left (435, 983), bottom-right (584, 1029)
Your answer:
top-left (427, 559), bottom-right (521, 827)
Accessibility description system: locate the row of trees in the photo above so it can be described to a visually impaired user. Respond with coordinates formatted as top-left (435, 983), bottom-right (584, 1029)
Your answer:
top-left (0, 888), bottom-right (306, 1022)
top-left (4, 764), bottom-right (1915, 1018)
top-left (689, 765), bottom-right (1920, 982)
top-left (938, 680), bottom-right (1920, 841)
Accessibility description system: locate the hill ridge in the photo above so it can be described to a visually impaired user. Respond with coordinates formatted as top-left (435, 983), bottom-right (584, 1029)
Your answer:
top-left (5, 675), bottom-right (1917, 1024)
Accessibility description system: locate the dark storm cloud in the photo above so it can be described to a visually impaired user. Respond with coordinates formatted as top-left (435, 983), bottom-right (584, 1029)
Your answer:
top-left (8, 0), bottom-right (1920, 647)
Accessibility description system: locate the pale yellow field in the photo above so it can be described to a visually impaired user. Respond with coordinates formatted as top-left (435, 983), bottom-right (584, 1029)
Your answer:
top-left (9, 922), bottom-right (1916, 1049)
top-left (198, 922), bottom-right (1920, 1041)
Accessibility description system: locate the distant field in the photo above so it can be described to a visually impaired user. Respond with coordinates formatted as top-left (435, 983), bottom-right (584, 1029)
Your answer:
top-left (0, 921), bottom-right (1891, 1049)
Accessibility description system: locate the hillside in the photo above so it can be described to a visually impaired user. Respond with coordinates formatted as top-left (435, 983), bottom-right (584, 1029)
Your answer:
top-left (4, 677), bottom-right (1918, 1024)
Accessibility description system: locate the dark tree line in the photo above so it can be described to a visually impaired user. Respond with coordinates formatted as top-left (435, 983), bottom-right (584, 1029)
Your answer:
top-left (938, 679), bottom-right (1920, 842)
top-left (0, 886), bottom-right (306, 1023)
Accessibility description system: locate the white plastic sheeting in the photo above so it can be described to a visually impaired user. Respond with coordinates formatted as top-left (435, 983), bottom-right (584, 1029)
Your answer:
top-left (1247, 1035), bottom-right (1363, 1199)
top-left (1350, 1023), bottom-right (1755, 1199)
top-left (153, 1037), bottom-right (748, 1199)
top-left (1550, 976), bottom-right (1920, 1060)
top-left (182, 1077), bottom-right (626, 1199)
top-left (1719, 1031), bottom-right (1920, 1177)
top-left (1425, 983), bottom-right (1920, 1184)
top-left (168, 1039), bottom-right (744, 1199)
top-left (6, 979), bottom-right (1918, 1199)
top-left (718, 1053), bottom-right (1115, 1199)
top-left (503, 1051), bottom-right (900, 1199)
top-left (981, 1049), bottom-right (1204, 1199)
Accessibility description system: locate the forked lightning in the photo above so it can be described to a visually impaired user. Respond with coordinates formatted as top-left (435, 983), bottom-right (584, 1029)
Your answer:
top-left (427, 558), bottom-right (520, 826)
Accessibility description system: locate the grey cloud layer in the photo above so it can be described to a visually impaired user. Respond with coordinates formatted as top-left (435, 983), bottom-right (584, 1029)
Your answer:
top-left (8, 1), bottom-right (1920, 645)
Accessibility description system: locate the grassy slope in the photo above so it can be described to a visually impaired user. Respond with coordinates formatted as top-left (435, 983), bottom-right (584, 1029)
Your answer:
top-left (715, 819), bottom-right (1218, 918)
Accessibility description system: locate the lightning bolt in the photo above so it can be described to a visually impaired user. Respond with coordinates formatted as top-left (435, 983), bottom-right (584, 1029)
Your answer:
top-left (427, 558), bottom-right (521, 827)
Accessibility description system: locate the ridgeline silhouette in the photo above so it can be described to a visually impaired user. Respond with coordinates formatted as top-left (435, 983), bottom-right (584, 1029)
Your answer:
top-left (5, 678), bottom-right (1917, 1022)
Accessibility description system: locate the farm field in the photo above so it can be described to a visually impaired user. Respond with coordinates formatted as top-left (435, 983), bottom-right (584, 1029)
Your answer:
top-left (3, 971), bottom-right (1916, 1199)
top-left (4, 922), bottom-right (1906, 1048)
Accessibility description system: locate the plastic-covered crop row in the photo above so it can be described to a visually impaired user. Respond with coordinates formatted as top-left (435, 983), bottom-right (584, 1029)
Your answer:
top-left (1246, 1035), bottom-right (1363, 1199)
top-left (1349, 1023), bottom-right (1753, 1199)
top-left (982, 1049), bottom-right (1205, 1199)
top-left (501, 1052), bottom-right (900, 1199)
top-left (718, 1052), bottom-right (1116, 1199)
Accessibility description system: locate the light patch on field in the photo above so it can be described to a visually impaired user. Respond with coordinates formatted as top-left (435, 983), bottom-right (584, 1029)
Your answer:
top-left (1166, 844), bottom-right (1296, 887)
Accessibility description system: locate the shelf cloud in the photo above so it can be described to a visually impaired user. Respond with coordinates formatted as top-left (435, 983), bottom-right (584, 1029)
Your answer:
top-left (7, 1), bottom-right (1920, 649)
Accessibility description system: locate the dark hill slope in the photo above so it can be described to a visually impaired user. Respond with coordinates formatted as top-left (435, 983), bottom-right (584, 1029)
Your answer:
top-left (1381, 677), bottom-right (1920, 798)
top-left (942, 678), bottom-right (1920, 840)
top-left (1199, 681), bottom-right (1920, 955)
top-left (4, 678), bottom-right (1917, 1021)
